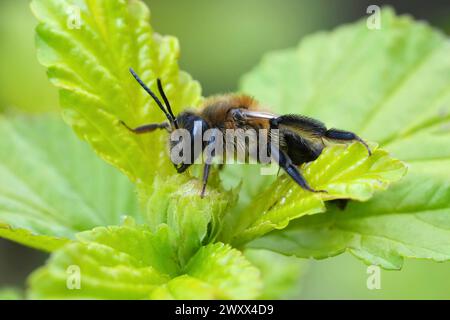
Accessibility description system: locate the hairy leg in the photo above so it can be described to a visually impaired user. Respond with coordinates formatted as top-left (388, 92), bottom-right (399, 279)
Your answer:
top-left (199, 133), bottom-right (218, 198)
top-left (200, 163), bottom-right (211, 198)
top-left (270, 115), bottom-right (371, 155)
top-left (324, 128), bottom-right (371, 155)
top-left (270, 144), bottom-right (326, 193)
top-left (120, 120), bottom-right (169, 134)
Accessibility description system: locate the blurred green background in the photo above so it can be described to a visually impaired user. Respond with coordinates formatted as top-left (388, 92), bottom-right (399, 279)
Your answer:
top-left (0, 0), bottom-right (449, 299)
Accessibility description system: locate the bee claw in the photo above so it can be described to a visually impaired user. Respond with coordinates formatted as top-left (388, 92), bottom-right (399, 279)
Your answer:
top-left (200, 188), bottom-right (206, 198)
top-left (357, 139), bottom-right (372, 156)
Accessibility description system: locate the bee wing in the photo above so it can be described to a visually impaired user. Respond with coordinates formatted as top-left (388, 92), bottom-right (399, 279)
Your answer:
top-left (241, 110), bottom-right (278, 120)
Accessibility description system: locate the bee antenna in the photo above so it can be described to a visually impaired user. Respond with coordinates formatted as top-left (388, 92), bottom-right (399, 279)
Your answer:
top-left (129, 68), bottom-right (175, 126)
top-left (157, 79), bottom-right (178, 129)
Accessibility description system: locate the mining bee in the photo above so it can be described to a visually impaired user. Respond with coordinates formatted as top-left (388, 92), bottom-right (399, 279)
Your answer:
top-left (121, 68), bottom-right (371, 197)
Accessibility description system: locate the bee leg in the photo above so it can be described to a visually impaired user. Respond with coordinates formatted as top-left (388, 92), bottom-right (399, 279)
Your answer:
top-left (120, 120), bottom-right (169, 134)
top-left (270, 145), bottom-right (326, 193)
top-left (325, 129), bottom-right (371, 156)
top-left (200, 133), bottom-right (218, 198)
top-left (269, 115), bottom-right (327, 135)
top-left (200, 163), bottom-right (211, 198)
top-left (269, 116), bottom-right (371, 156)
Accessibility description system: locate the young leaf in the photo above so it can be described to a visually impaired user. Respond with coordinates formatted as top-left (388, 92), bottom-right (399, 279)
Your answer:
top-left (241, 8), bottom-right (450, 268)
top-left (31, 0), bottom-right (202, 190)
top-left (144, 174), bottom-right (238, 267)
top-left (151, 243), bottom-right (261, 299)
top-left (0, 116), bottom-right (139, 251)
top-left (29, 225), bottom-right (261, 299)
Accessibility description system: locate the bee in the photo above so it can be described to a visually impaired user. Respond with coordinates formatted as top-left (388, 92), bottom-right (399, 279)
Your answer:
top-left (121, 68), bottom-right (371, 197)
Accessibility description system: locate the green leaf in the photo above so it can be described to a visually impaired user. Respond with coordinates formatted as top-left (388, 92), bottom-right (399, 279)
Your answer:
top-left (226, 143), bottom-right (406, 246)
top-left (0, 223), bottom-right (68, 252)
top-left (29, 0), bottom-right (237, 268)
top-left (31, 0), bottom-right (202, 190)
top-left (151, 243), bottom-right (261, 299)
top-left (241, 8), bottom-right (450, 268)
top-left (29, 225), bottom-right (261, 299)
top-left (0, 115), bottom-right (139, 251)
top-left (144, 174), bottom-right (238, 267)
top-left (249, 178), bottom-right (450, 270)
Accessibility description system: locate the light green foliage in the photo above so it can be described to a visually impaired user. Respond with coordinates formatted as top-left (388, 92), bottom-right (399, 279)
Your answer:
top-left (151, 243), bottom-right (261, 299)
top-left (144, 174), bottom-right (238, 266)
top-left (0, 223), bottom-right (68, 252)
top-left (242, 9), bottom-right (450, 269)
top-left (226, 143), bottom-right (406, 246)
top-left (245, 249), bottom-right (306, 299)
top-left (4, 1), bottom-right (445, 299)
top-left (31, 0), bottom-right (202, 190)
top-left (29, 225), bottom-right (261, 299)
top-left (0, 116), bottom-right (139, 251)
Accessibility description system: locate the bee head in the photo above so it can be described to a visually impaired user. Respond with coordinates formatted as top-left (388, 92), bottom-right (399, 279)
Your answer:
top-left (129, 68), bottom-right (210, 173)
top-left (170, 112), bottom-right (210, 173)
